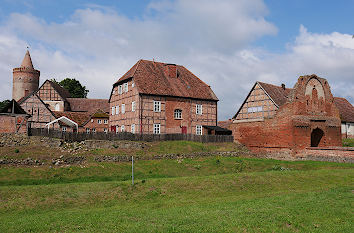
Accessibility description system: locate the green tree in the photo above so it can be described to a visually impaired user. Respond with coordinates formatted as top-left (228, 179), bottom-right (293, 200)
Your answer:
top-left (52, 78), bottom-right (89, 98)
top-left (0, 99), bottom-right (10, 111)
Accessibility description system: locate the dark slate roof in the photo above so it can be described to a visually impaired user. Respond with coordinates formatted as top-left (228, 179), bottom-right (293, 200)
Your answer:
top-left (257, 82), bottom-right (292, 107)
top-left (0, 99), bottom-right (28, 115)
top-left (334, 97), bottom-right (354, 123)
top-left (113, 59), bottom-right (218, 101)
top-left (202, 125), bottom-right (232, 132)
top-left (67, 98), bottom-right (110, 113)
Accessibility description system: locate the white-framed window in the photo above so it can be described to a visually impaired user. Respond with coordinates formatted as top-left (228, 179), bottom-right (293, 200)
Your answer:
top-left (131, 124), bottom-right (135, 134)
top-left (86, 128), bottom-right (90, 134)
top-left (91, 119), bottom-right (93, 123)
top-left (124, 83), bottom-right (128, 92)
top-left (174, 109), bottom-right (182, 119)
top-left (132, 101), bottom-right (136, 112)
top-left (118, 85), bottom-right (122, 94)
top-left (111, 106), bottom-right (115, 115)
top-left (104, 119), bottom-right (108, 124)
top-left (153, 123), bottom-right (161, 134)
top-left (247, 106), bottom-right (263, 113)
top-left (104, 128), bottom-right (108, 133)
top-left (92, 128), bottom-right (96, 133)
top-left (62, 126), bottom-right (67, 132)
top-left (116, 126), bottom-right (119, 133)
top-left (121, 104), bottom-right (125, 114)
top-left (121, 125), bottom-right (125, 132)
top-left (98, 119), bottom-right (102, 124)
top-left (196, 125), bottom-right (202, 135)
top-left (154, 101), bottom-right (161, 112)
top-left (196, 104), bottom-right (202, 115)
top-left (115, 105), bottom-right (119, 115)
top-left (132, 82), bottom-right (135, 88)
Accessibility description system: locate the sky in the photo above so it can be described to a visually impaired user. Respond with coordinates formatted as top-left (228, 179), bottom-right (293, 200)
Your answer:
top-left (0, 0), bottom-right (353, 120)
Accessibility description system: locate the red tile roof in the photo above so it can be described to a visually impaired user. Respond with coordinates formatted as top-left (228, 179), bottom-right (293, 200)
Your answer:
top-left (54, 111), bottom-right (91, 126)
top-left (258, 82), bottom-right (292, 107)
top-left (113, 59), bottom-right (218, 101)
top-left (67, 98), bottom-right (109, 113)
top-left (334, 97), bottom-right (354, 123)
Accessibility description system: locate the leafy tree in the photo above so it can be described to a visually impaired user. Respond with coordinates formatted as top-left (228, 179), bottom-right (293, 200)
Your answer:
top-left (52, 78), bottom-right (89, 98)
top-left (0, 99), bottom-right (10, 111)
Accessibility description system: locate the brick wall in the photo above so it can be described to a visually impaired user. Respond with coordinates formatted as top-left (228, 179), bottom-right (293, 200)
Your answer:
top-left (231, 75), bottom-right (342, 151)
top-left (0, 115), bottom-right (28, 133)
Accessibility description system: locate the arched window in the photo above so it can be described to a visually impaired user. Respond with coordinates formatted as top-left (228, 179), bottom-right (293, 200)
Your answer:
top-left (174, 109), bottom-right (182, 119)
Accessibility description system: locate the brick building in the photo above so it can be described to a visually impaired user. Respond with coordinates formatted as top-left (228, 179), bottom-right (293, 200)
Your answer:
top-left (12, 50), bottom-right (109, 132)
top-left (334, 97), bottom-right (354, 138)
top-left (109, 60), bottom-right (219, 135)
top-left (0, 100), bottom-right (30, 133)
top-left (231, 74), bottom-right (345, 151)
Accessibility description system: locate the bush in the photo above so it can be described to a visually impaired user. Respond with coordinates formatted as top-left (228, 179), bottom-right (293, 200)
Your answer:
top-left (14, 149), bottom-right (19, 153)
top-left (342, 138), bottom-right (354, 147)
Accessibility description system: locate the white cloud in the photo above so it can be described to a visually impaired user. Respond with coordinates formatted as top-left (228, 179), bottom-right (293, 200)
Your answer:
top-left (0, 0), bottom-right (353, 121)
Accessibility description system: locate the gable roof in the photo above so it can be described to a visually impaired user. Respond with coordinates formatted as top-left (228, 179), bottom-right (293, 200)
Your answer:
top-left (112, 59), bottom-right (218, 101)
top-left (18, 92), bottom-right (56, 117)
top-left (0, 99), bottom-right (28, 115)
top-left (67, 98), bottom-right (110, 113)
top-left (38, 80), bottom-right (71, 101)
top-left (334, 97), bottom-right (354, 123)
top-left (257, 82), bottom-right (292, 107)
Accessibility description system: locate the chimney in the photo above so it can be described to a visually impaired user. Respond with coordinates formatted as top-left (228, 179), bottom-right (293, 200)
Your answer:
top-left (281, 83), bottom-right (286, 90)
top-left (164, 64), bottom-right (177, 78)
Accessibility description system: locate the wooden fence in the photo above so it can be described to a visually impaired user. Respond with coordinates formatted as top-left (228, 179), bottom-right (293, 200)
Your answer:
top-left (29, 128), bottom-right (234, 143)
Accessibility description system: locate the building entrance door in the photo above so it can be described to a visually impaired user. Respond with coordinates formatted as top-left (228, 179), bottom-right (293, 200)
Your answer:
top-left (181, 126), bottom-right (187, 134)
top-left (311, 128), bottom-right (324, 147)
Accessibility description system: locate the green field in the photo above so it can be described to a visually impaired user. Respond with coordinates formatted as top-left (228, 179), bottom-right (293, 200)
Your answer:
top-left (0, 141), bottom-right (353, 232)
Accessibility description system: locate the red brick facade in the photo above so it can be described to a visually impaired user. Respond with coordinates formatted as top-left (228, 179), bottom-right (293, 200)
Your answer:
top-left (109, 60), bottom-right (218, 135)
top-left (231, 75), bottom-right (342, 152)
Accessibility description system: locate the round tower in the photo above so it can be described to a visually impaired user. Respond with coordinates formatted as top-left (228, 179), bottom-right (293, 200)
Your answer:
top-left (12, 50), bottom-right (40, 101)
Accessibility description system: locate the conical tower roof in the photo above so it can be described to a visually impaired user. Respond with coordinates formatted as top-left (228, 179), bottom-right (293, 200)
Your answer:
top-left (20, 50), bottom-right (34, 69)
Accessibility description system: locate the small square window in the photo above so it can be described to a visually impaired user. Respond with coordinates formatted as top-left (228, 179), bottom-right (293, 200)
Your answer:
top-left (98, 119), bottom-right (102, 124)
top-left (154, 101), bottom-right (161, 112)
top-left (92, 128), bottom-right (96, 133)
top-left (196, 125), bottom-right (202, 135)
top-left (86, 128), bottom-right (90, 134)
top-left (104, 128), bottom-right (108, 133)
top-left (62, 126), bottom-right (67, 132)
top-left (196, 104), bottom-right (202, 115)
top-left (153, 123), bottom-right (161, 134)
top-left (174, 109), bottom-right (182, 119)
top-left (104, 119), bottom-right (108, 124)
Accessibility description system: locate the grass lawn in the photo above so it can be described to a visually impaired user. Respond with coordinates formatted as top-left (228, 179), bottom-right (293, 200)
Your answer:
top-left (0, 155), bottom-right (353, 232)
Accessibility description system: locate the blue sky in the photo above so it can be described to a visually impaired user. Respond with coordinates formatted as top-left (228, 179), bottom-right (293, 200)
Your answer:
top-left (0, 0), bottom-right (353, 120)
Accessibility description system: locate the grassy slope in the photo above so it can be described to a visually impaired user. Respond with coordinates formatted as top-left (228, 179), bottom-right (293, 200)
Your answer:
top-left (0, 157), bottom-right (353, 232)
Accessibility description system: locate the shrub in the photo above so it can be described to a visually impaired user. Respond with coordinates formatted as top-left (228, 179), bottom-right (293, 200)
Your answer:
top-left (14, 149), bottom-right (19, 153)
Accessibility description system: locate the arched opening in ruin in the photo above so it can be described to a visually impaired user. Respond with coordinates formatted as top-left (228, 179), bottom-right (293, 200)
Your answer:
top-left (311, 128), bottom-right (324, 147)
